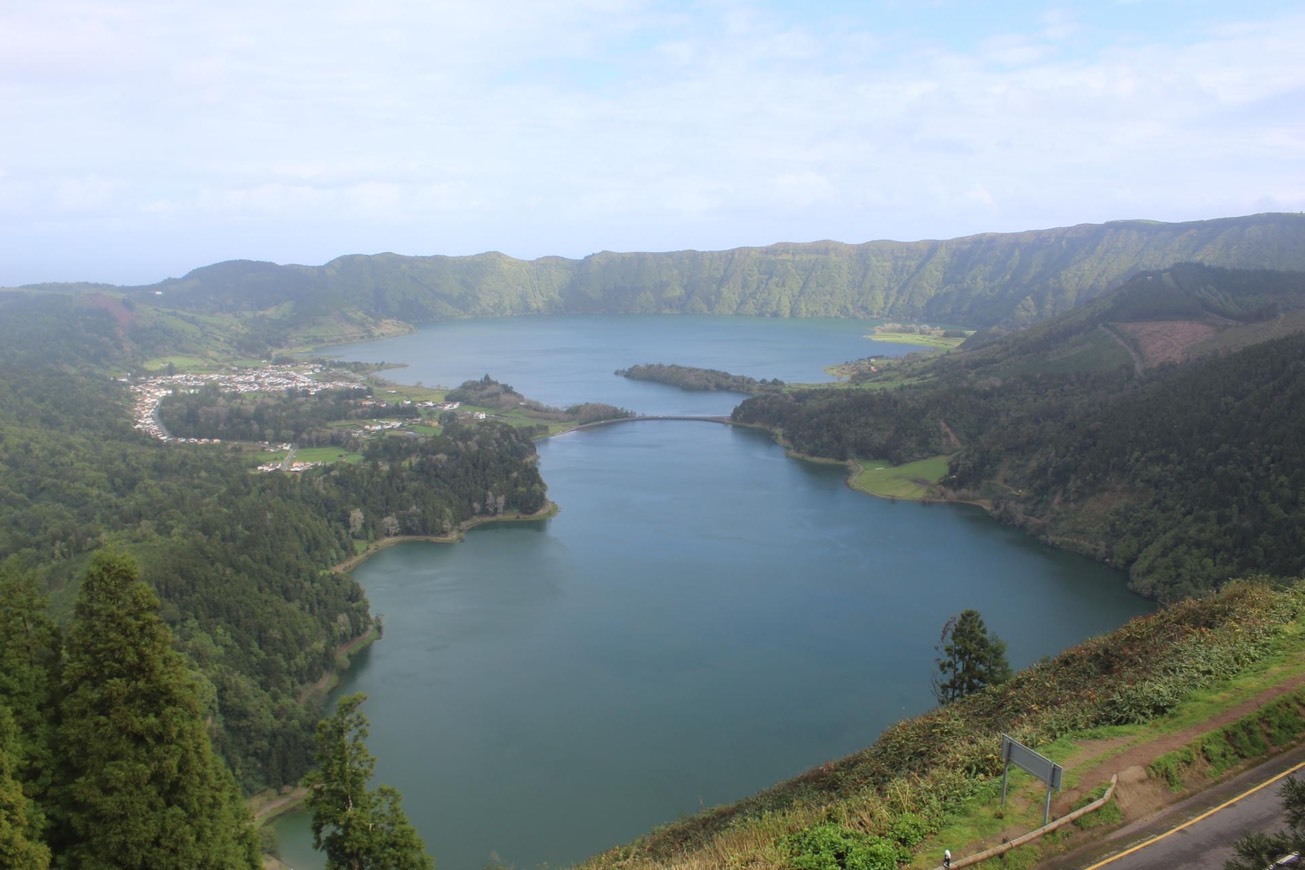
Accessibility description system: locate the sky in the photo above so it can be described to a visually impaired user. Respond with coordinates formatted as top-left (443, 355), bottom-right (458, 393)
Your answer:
top-left (2, 0), bottom-right (1303, 287)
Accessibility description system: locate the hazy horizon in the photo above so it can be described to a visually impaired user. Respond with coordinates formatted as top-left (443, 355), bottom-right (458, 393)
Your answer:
top-left (8, 210), bottom-right (1299, 290)
top-left (4, 1), bottom-right (1302, 286)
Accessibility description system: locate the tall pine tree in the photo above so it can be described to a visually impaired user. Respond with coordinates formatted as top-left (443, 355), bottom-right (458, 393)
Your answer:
top-left (0, 703), bottom-right (50, 869)
top-left (305, 693), bottom-right (433, 870)
top-left (0, 561), bottom-right (61, 842)
top-left (932, 609), bottom-right (1012, 705)
top-left (52, 549), bottom-right (259, 869)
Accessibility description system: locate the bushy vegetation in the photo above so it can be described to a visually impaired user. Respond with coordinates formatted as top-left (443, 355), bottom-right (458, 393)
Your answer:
top-left (158, 384), bottom-right (398, 445)
top-left (447, 375), bottom-right (635, 425)
top-left (446, 374), bottom-right (537, 410)
top-left (1149, 690), bottom-right (1305, 789)
top-left (565, 402), bottom-right (637, 424)
top-left (784, 823), bottom-right (906, 870)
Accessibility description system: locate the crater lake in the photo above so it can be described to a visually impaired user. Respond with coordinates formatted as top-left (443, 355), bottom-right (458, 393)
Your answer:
top-left (274, 316), bottom-right (1153, 869)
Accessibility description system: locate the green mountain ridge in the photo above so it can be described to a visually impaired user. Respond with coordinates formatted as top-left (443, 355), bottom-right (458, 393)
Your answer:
top-left (13, 214), bottom-right (1304, 352)
top-left (167, 214), bottom-right (1305, 328)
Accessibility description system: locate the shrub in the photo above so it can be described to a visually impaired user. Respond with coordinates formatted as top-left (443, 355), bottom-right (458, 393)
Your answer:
top-left (785, 824), bottom-right (906, 870)
top-left (890, 812), bottom-right (929, 847)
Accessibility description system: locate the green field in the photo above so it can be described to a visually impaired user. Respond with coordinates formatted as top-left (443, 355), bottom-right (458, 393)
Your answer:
top-left (294, 447), bottom-right (363, 464)
top-left (868, 332), bottom-right (968, 349)
top-left (370, 381), bottom-right (447, 403)
top-left (141, 354), bottom-right (218, 372)
top-left (850, 455), bottom-right (950, 499)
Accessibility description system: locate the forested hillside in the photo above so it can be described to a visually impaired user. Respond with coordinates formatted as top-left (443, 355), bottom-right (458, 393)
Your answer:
top-left (10, 214), bottom-right (1293, 356)
top-left (734, 264), bottom-right (1305, 601)
top-left (0, 293), bottom-right (549, 793)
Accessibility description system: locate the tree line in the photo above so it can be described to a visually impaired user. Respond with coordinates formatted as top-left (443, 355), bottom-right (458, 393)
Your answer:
top-left (157, 383), bottom-right (405, 445)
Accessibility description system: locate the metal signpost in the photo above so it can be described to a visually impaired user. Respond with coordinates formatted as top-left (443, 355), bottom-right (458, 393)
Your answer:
top-left (1000, 734), bottom-right (1063, 826)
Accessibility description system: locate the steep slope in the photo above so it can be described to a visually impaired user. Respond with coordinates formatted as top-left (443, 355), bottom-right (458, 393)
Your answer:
top-left (93, 214), bottom-right (1305, 342)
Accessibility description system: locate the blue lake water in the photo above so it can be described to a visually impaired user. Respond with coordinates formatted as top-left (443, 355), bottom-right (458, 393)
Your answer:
top-left (328, 314), bottom-right (899, 415)
top-left (275, 316), bottom-right (1153, 869)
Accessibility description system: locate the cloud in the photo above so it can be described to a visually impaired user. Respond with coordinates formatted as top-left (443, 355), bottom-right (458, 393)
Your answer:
top-left (2, 1), bottom-right (1304, 284)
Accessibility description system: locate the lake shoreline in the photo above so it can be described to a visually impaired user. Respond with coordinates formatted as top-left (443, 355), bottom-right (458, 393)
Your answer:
top-left (330, 501), bottom-right (561, 574)
top-left (735, 421), bottom-right (993, 509)
top-left (252, 504), bottom-right (562, 848)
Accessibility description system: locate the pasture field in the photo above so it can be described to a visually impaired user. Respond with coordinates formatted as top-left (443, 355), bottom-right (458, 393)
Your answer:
top-left (851, 455), bottom-right (950, 500)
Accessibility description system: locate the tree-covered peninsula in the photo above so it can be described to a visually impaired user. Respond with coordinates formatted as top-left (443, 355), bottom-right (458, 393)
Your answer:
top-left (615, 363), bottom-right (783, 393)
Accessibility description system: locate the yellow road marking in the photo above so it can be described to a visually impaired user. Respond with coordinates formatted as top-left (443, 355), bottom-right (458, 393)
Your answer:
top-left (1084, 759), bottom-right (1305, 869)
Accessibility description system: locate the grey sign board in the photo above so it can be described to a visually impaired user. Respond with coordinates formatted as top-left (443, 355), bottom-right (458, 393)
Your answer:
top-left (1001, 734), bottom-right (1063, 790)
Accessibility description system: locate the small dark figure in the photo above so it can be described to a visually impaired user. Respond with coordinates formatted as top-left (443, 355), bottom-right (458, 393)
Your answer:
top-left (943, 848), bottom-right (952, 868)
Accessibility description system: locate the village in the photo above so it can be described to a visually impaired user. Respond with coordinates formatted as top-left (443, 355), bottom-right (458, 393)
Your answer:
top-left (128, 364), bottom-right (475, 472)
top-left (128, 363), bottom-right (370, 443)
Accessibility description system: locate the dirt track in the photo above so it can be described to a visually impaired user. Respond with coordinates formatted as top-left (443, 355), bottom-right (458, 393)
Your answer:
top-left (1052, 670), bottom-right (1305, 819)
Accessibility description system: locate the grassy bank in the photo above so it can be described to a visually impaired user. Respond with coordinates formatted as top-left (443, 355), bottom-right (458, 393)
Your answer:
top-left (578, 579), bottom-right (1305, 870)
top-left (850, 456), bottom-right (950, 500)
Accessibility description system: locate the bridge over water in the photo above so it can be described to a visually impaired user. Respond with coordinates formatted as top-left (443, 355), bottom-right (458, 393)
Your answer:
top-left (573, 414), bottom-right (735, 429)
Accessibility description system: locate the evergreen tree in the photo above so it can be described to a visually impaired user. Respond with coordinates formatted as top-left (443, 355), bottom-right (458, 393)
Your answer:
top-left (932, 609), bottom-right (1012, 705)
top-left (0, 703), bottom-right (50, 869)
top-left (0, 561), bottom-right (60, 830)
top-left (52, 549), bottom-right (259, 869)
top-left (305, 693), bottom-right (433, 870)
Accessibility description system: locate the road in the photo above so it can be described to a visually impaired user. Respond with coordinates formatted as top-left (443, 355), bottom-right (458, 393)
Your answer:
top-left (1047, 748), bottom-right (1305, 869)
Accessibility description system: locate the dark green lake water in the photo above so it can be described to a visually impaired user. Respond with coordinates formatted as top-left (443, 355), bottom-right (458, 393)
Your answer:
top-left (275, 317), bottom-right (1154, 870)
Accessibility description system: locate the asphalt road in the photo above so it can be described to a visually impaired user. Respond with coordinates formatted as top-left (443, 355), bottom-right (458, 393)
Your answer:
top-left (1044, 747), bottom-right (1305, 869)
